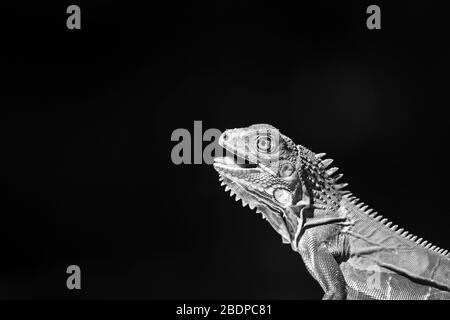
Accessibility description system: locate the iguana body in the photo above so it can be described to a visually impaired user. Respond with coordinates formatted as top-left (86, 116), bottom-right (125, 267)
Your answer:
top-left (213, 124), bottom-right (450, 300)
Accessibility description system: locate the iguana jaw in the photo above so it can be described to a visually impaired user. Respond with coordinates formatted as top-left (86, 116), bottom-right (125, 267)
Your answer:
top-left (213, 142), bottom-right (291, 242)
top-left (215, 173), bottom-right (291, 242)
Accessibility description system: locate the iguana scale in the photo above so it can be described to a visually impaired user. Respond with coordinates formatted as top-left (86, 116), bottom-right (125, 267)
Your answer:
top-left (213, 124), bottom-right (450, 300)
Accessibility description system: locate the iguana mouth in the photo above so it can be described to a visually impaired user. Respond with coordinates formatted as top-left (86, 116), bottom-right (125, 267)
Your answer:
top-left (213, 155), bottom-right (259, 171)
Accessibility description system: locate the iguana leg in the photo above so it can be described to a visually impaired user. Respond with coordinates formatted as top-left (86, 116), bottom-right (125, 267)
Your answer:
top-left (297, 229), bottom-right (347, 300)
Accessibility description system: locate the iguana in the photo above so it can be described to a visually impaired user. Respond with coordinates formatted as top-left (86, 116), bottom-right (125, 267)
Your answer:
top-left (213, 124), bottom-right (450, 300)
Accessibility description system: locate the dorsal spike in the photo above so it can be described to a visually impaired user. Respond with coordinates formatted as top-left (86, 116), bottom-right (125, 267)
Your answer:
top-left (356, 202), bottom-right (365, 208)
top-left (326, 167), bottom-right (339, 176)
top-left (396, 228), bottom-right (404, 234)
top-left (411, 236), bottom-right (418, 241)
top-left (391, 225), bottom-right (398, 231)
top-left (321, 159), bottom-right (334, 168)
top-left (334, 173), bottom-right (344, 181)
top-left (316, 153), bottom-right (326, 159)
top-left (375, 215), bottom-right (383, 221)
top-left (385, 222), bottom-right (392, 228)
top-left (336, 183), bottom-right (348, 190)
top-left (381, 218), bottom-right (388, 224)
top-left (401, 231), bottom-right (409, 237)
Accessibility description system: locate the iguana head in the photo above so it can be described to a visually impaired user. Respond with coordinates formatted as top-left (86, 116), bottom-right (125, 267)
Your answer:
top-left (213, 124), bottom-right (346, 245)
top-left (213, 124), bottom-right (306, 243)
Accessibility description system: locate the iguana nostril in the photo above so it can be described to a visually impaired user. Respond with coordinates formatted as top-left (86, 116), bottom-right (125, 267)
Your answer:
top-left (223, 133), bottom-right (229, 141)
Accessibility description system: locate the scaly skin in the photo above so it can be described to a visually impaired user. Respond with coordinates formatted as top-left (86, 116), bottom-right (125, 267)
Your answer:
top-left (213, 124), bottom-right (450, 300)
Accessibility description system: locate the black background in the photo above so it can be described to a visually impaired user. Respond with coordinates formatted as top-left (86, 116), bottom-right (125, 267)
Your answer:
top-left (0, 1), bottom-right (449, 299)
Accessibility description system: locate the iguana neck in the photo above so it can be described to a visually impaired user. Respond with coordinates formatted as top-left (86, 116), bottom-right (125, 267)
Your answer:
top-left (296, 145), bottom-right (347, 215)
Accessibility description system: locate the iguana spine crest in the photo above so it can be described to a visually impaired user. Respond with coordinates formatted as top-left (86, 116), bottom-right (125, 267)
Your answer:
top-left (309, 148), bottom-right (450, 258)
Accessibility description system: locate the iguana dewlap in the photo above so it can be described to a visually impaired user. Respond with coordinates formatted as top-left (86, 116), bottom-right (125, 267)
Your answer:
top-left (213, 124), bottom-right (450, 300)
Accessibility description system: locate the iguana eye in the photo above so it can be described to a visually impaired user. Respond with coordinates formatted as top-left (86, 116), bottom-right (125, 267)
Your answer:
top-left (256, 135), bottom-right (277, 153)
top-left (257, 137), bottom-right (271, 151)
